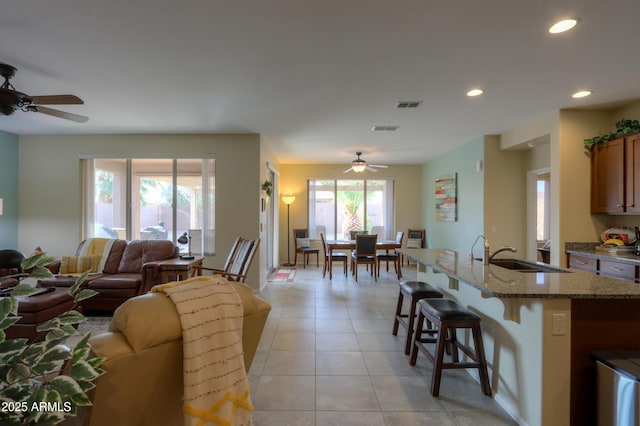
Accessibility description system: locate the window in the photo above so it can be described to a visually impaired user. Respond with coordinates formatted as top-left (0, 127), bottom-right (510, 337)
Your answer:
top-left (308, 178), bottom-right (394, 240)
top-left (536, 173), bottom-right (550, 242)
top-left (82, 157), bottom-right (215, 255)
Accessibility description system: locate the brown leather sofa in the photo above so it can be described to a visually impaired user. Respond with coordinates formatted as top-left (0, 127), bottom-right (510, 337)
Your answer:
top-left (65, 281), bottom-right (271, 426)
top-left (40, 239), bottom-right (178, 312)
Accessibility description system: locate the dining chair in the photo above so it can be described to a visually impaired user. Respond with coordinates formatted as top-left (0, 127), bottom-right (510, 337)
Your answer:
top-left (371, 225), bottom-right (385, 239)
top-left (405, 229), bottom-right (426, 265)
top-left (320, 233), bottom-right (348, 278)
top-left (293, 228), bottom-right (319, 268)
top-left (349, 230), bottom-right (368, 240)
top-left (351, 234), bottom-right (378, 282)
top-left (377, 231), bottom-right (404, 279)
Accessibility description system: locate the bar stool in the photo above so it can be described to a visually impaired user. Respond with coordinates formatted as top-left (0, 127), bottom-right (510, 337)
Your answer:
top-left (409, 298), bottom-right (491, 397)
top-left (392, 281), bottom-right (443, 355)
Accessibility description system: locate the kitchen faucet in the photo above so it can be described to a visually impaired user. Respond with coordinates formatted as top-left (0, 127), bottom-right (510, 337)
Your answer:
top-left (488, 246), bottom-right (518, 261)
top-left (470, 235), bottom-right (490, 264)
top-left (470, 236), bottom-right (517, 265)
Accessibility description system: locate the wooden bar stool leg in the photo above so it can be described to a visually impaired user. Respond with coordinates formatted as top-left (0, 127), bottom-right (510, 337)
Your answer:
top-left (405, 295), bottom-right (418, 355)
top-left (392, 291), bottom-right (404, 336)
top-left (409, 310), bottom-right (425, 366)
top-left (430, 323), bottom-right (448, 397)
top-left (448, 328), bottom-right (459, 362)
top-left (472, 323), bottom-right (492, 396)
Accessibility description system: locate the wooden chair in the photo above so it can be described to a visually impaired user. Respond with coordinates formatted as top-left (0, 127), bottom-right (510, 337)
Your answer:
top-left (192, 237), bottom-right (259, 283)
top-left (370, 226), bottom-right (385, 239)
top-left (351, 234), bottom-right (378, 282)
top-left (377, 231), bottom-right (404, 279)
top-left (348, 230), bottom-right (368, 240)
top-left (405, 229), bottom-right (426, 265)
top-left (293, 229), bottom-right (319, 268)
top-left (320, 232), bottom-right (348, 278)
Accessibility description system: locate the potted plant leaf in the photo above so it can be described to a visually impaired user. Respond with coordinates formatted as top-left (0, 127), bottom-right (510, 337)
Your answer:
top-left (584, 118), bottom-right (640, 151)
top-left (0, 253), bottom-right (104, 425)
top-left (261, 180), bottom-right (273, 197)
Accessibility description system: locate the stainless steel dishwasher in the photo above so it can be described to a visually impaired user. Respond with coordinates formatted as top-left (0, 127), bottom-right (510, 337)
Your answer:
top-left (593, 351), bottom-right (640, 426)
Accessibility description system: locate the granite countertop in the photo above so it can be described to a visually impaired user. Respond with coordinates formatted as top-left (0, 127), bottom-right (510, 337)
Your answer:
top-left (398, 248), bottom-right (640, 299)
top-left (565, 242), bottom-right (640, 266)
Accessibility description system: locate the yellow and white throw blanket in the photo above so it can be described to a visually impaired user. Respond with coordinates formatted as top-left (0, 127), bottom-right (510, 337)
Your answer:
top-left (78, 237), bottom-right (116, 272)
top-left (58, 237), bottom-right (117, 276)
top-left (152, 276), bottom-right (253, 426)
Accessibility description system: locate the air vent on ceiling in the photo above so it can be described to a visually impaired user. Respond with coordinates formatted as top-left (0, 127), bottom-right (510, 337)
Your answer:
top-left (396, 101), bottom-right (422, 109)
top-left (372, 125), bottom-right (399, 131)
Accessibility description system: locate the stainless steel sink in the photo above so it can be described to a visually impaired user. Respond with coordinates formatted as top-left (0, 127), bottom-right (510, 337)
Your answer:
top-left (489, 258), bottom-right (570, 273)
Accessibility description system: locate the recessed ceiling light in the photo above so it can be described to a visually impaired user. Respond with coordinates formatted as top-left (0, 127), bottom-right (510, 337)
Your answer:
top-left (572, 90), bottom-right (592, 98)
top-left (549, 18), bottom-right (580, 34)
top-left (466, 89), bottom-right (484, 97)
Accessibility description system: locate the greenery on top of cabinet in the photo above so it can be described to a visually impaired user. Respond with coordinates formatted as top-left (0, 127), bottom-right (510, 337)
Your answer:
top-left (584, 119), bottom-right (640, 151)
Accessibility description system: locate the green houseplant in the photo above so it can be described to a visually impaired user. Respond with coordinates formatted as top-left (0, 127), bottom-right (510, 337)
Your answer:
top-left (584, 118), bottom-right (640, 151)
top-left (0, 253), bottom-right (104, 425)
top-left (261, 180), bottom-right (273, 197)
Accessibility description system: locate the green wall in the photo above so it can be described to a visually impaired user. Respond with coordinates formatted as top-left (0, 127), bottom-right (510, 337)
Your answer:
top-left (0, 131), bottom-right (19, 248)
top-left (422, 137), bottom-right (485, 253)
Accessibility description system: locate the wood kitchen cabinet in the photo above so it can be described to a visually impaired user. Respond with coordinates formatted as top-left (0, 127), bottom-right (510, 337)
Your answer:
top-left (591, 133), bottom-right (640, 214)
top-left (599, 259), bottom-right (637, 281)
top-left (567, 252), bottom-right (638, 282)
top-left (567, 254), bottom-right (597, 272)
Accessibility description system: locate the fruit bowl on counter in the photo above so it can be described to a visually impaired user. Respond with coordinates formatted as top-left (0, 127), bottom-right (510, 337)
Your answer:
top-left (596, 227), bottom-right (637, 253)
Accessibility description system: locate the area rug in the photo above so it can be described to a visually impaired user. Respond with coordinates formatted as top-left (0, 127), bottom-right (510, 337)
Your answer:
top-left (267, 268), bottom-right (296, 282)
top-left (77, 315), bottom-right (112, 335)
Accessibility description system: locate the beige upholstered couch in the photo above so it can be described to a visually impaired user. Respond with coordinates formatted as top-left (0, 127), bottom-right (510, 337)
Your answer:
top-left (66, 281), bottom-right (271, 426)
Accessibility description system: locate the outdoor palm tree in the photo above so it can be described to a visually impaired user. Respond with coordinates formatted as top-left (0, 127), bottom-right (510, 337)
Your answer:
top-left (340, 190), bottom-right (363, 239)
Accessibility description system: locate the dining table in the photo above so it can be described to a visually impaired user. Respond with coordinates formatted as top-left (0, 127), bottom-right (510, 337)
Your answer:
top-left (325, 239), bottom-right (402, 280)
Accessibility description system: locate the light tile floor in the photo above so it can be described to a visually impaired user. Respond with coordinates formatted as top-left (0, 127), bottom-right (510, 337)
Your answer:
top-left (250, 263), bottom-right (518, 426)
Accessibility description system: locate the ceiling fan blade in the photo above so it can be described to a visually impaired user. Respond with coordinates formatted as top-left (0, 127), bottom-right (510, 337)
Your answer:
top-left (343, 167), bottom-right (354, 173)
top-left (370, 164), bottom-right (388, 168)
top-left (365, 166), bottom-right (379, 172)
top-left (26, 94), bottom-right (84, 105)
top-left (32, 105), bottom-right (89, 123)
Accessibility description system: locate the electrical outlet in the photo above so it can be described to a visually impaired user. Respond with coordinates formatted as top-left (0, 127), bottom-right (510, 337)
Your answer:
top-left (552, 313), bottom-right (566, 336)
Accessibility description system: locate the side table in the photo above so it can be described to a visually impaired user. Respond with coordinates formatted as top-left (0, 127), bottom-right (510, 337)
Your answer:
top-left (160, 256), bottom-right (204, 283)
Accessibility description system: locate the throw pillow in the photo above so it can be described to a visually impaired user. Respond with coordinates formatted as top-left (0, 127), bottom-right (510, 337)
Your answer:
top-left (406, 238), bottom-right (422, 249)
top-left (296, 238), bottom-right (310, 248)
top-left (60, 255), bottom-right (102, 274)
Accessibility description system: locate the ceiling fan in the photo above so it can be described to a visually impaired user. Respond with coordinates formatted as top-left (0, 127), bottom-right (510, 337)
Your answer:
top-left (343, 151), bottom-right (388, 173)
top-left (0, 62), bottom-right (88, 123)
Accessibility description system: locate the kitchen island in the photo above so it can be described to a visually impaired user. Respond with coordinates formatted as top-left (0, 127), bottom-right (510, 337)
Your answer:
top-left (399, 248), bottom-right (640, 426)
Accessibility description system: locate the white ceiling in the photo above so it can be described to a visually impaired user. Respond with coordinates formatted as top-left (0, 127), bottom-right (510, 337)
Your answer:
top-left (2, 0), bottom-right (639, 166)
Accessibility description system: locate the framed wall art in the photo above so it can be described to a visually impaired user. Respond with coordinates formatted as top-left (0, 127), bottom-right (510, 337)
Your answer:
top-left (435, 172), bottom-right (457, 221)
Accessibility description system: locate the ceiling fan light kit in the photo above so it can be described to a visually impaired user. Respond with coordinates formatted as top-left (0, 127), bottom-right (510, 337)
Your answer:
top-left (0, 62), bottom-right (88, 123)
top-left (344, 152), bottom-right (388, 174)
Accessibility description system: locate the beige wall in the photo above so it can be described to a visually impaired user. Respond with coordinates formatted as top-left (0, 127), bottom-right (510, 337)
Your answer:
top-left (526, 140), bottom-right (550, 171)
top-left (556, 109), bottom-right (612, 265)
top-left (278, 164), bottom-right (422, 265)
top-left (259, 139), bottom-right (281, 288)
top-left (484, 135), bottom-right (527, 253)
top-left (18, 134), bottom-right (264, 290)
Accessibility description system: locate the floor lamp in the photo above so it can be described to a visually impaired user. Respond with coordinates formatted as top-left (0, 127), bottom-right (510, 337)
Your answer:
top-left (282, 195), bottom-right (296, 266)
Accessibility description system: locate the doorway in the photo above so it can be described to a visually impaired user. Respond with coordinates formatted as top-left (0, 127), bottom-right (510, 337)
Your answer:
top-left (266, 163), bottom-right (280, 272)
top-left (527, 167), bottom-right (550, 262)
